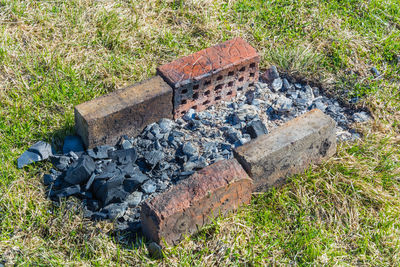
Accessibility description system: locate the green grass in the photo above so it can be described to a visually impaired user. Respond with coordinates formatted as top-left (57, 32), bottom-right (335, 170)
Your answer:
top-left (0, 0), bottom-right (399, 265)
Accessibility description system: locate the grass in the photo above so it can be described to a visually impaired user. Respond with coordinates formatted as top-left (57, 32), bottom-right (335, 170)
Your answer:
top-left (0, 0), bottom-right (399, 265)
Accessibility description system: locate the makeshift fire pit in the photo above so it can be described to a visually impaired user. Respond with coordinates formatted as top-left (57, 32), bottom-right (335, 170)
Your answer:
top-left (18, 38), bottom-right (370, 245)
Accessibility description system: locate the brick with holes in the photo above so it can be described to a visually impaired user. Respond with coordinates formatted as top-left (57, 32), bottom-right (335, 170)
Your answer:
top-left (141, 158), bottom-right (253, 246)
top-left (233, 109), bottom-right (337, 192)
top-left (157, 37), bottom-right (260, 118)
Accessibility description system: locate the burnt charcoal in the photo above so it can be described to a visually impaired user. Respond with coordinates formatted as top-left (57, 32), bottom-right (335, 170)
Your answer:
top-left (85, 173), bottom-right (97, 191)
top-left (28, 141), bottom-right (52, 160)
top-left (137, 139), bottom-right (153, 149)
top-left (141, 180), bottom-right (157, 194)
top-left (125, 191), bottom-right (142, 208)
top-left (183, 156), bottom-right (207, 171)
top-left (17, 151), bottom-right (42, 169)
top-left (86, 199), bottom-right (100, 211)
top-left (63, 135), bottom-right (84, 154)
top-left (125, 170), bottom-right (148, 183)
top-left (102, 202), bottom-right (128, 220)
top-left (109, 148), bottom-right (137, 165)
top-left (68, 151), bottom-right (79, 160)
top-left (123, 178), bottom-right (141, 193)
top-left (88, 145), bottom-right (112, 159)
top-left (262, 66), bottom-right (280, 82)
top-left (95, 169), bottom-right (120, 180)
top-left (245, 120), bottom-right (269, 139)
top-left (144, 150), bottom-right (164, 167)
top-left (103, 161), bottom-right (118, 173)
top-left (50, 185), bottom-right (81, 199)
top-left (107, 175), bottom-right (125, 189)
top-left (50, 155), bottom-right (71, 171)
top-left (182, 142), bottom-right (198, 158)
top-left (158, 118), bottom-right (174, 133)
top-left (91, 212), bottom-right (108, 220)
top-left (99, 186), bottom-right (129, 206)
top-left (77, 190), bottom-right (93, 199)
top-left (92, 179), bottom-right (106, 194)
top-left (245, 90), bottom-right (255, 104)
top-left (226, 113), bottom-right (241, 125)
top-left (148, 242), bottom-right (164, 259)
top-left (64, 156), bottom-right (95, 184)
top-left (224, 128), bottom-right (242, 144)
top-left (43, 173), bottom-right (57, 186)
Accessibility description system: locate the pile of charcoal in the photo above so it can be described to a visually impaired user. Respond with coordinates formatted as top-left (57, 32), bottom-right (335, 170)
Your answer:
top-left (19, 67), bottom-right (370, 232)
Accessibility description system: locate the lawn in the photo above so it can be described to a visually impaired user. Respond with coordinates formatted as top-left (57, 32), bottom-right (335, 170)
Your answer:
top-left (0, 0), bottom-right (399, 265)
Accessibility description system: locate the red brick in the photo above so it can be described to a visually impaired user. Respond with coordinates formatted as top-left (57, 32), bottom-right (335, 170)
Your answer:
top-left (157, 38), bottom-right (260, 118)
top-left (234, 109), bottom-right (337, 192)
top-left (75, 76), bottom-right (173, 148)
top-left (141, 159), bottom-right (253, 246)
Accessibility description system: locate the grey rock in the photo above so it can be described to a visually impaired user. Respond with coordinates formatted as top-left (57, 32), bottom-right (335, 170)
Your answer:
top-left (65, 156), bottom-right (95, 184)
top-left (63, 135), bottom-right (84, 154)
top-left (28, 141), bottom-right (52, 160)
top-left (17, 151), bottom-right (41, 169)
top-left (126, 191), bottom-right (143, 207)
top-left (142, 180), bottom-right (157, 194)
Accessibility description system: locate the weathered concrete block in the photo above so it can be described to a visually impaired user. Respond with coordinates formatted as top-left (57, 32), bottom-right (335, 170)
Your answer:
top-left (157, 37), bottom-right (260, 118)
top-left (234, 109), bottom-right (336, 192)
top-left (141, 159), bottom-right (253, 246)
top-left (75, 76), bottom-right (173, 148)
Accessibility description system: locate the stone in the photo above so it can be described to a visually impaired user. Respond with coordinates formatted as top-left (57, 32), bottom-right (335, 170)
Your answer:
top-left (63, 136), bottom-right (84, 154)
top-left (352, 111), bottom-right (370, 123)
top-left (17, 151), bottom-right (41, 169)
top-left (271, 78), bottom-right (283, 92)
top-left (262, 66), bottom-right (280, 82)
top-left (64, 156), bottom-right (95, 184)
top-left (75, 76), bottom-right (173, 148)
top-left (126, 191), bottom-right (143, 207)
top-left (28, 141), bottom-right (52, 160)
top-left (141, 159), bottom-right (253, 246)
top-left (108, 148), bottom-right (137, 165)
top-left (234, 109), bottom-right (337, 191)
top-left (245, 120), bottom-right (268, 139)
top-left (141, 180), bottom-right (157, 194)
top-left (157, 37), bottom-right (259, 118)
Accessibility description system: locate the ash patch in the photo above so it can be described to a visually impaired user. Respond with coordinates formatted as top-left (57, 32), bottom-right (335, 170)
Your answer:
top-left (40, 67), bottom-right (369, 233)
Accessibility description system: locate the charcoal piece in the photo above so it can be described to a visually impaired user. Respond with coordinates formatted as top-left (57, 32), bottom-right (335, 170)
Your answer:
top-left (262, 65), bottom-right (280, 82)
top-left (158, 118), bottom-right (174, 133)
top-left (183, 156), bottom-right (207, 171)
top-left (87, 149), bottom-right (97, 158)
top-left (224, 129), bottom-right (242, 144)
top-left (141, 180), bottom-right (157, 194)
top-left (121, 139), bottom-right (133, 150)
top-left (95, 169), bottom-right (120, 180)
top-left (245, 120), bottom-right (269, 139)
top-left (123, 177), bottom-right (146, 193)
top-left (50, 155), bottom-right (71, 171)
top-left (68, 151), bottom-right (79, 160)
top-left (85, 173), bottom-right (97, 191)
top-left (99, 186), bottom-right (129, 206)
top-left (281, 78), bottom-right (292, 92)
top-left (183, 108), bottom-right (196, 121)
top-left (64, 156), bottom-right (95, 184)
top-left (148, 242), bottom-right (163, 259)
top-left (245, 90), bottom-right (255, 105)
top-left (77, 190), bottom-right (93, 199)
top-left (43, 174), bottom-right (57, 186)
top-left (50, 185), bottom-right (81, 199)
top-left (89, 145), bottom-right (112, 159)
top-left (17, 151), bottom-right (42, 169)
top-left (28, 141), bottom-right (52, 160)
top-left (102, 202), bottom-right (128, 220)
top-left (103, 161), bottom-right (117, 173)
top-left (83, 208), bottom-right (93, 218)
top-left (108, 148), bottom-right (137, 165)
top-left (271, 78), bottom-right (283, 92)
top-left (226, 113), bottom-right (241, 125)
top-left (182, 142), bottom-right (198, 157)
top-left (92, 179), bottom-right (106, 194)
top-left (144, 151), bottom-right (164, 167)
top-left (63, 135), bottom-right (84, 154)
top-left (107, 175), bottom-right (125, 189)
top-left (91, 212), bottom-right (108, 220)
top-left (86, 199), bottom-right (100, 211)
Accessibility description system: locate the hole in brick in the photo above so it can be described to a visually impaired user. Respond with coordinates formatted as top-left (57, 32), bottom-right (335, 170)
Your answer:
top-left (250, 63), bottom-right (256, 68)
top-left (215, 96), bottom-right (221, 101)
top-left (228, 81), bottom-right (234, 87)
top-left (205, 90), bottom-right (211, 96)
top-left (250, 72), bottom-right (255, 77)
top-left (227, 91), bottom-right (232, 96)
top-left (182, 89), bottom-right (188, 94)
top-left (181, 99), bottom-right (187, 104)
top-left (217, 76), bottom-right (223, 81)
top-left (181, 110), bottom-right (186, 114)
top-left (203, 100), bottom-right (210, 105)
top-left (238, 87), bottom-right (243, 91)
top-left (228, 71), bottom-right (234, 76)
top-left (215, 84), bottom-right (223, 91)
top-left (192, 105), bottom-right (198, 110)
top-left (204, 80), bottom-right (211, 86)
top-left (193, 92), bottom-right (199, 99)
top-left (239, 77), bottom-right (244, 82)
top-left (239, 66), bottom-right (246, 72)
top-left (193, 84), bottom-right (199, 90)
